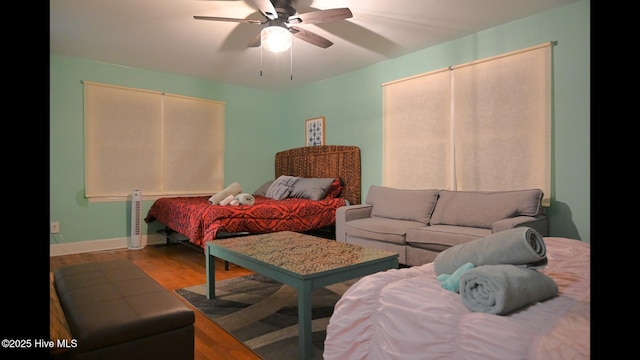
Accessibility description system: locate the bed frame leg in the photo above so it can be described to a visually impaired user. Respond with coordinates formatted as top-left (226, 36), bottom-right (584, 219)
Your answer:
top-left (225, 261), bottom-right (229, 271)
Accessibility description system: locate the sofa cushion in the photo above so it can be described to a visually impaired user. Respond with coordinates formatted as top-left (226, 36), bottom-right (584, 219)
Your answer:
top-left (365, 185), bottom-right (439, 224)
top-left (430, 189), bottom-right (544, 229)
top-left (406, 225), bottom-right (491, 251)
top-left (346, 217), bottom-right (425, 245)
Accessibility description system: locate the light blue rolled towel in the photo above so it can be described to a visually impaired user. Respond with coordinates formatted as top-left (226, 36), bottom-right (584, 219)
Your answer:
top-left (437, 262), bottom-right (475, 293)
top-left (459, 264), bottom-right (558, 315)
top-left (434, 227), bottom-right (547, 275)
top-left (235, 193), bottom-right (255, 206)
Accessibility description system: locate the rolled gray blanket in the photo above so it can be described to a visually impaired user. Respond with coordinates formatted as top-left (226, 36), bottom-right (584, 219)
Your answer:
top-left (208, 182), bottom-right (242, 204)
top-left (434, 227), bottom-right (547, 275)
top-left (235, 193), bottom-right (255, 206)
top-left (459, 264), bottom-right (558, 315)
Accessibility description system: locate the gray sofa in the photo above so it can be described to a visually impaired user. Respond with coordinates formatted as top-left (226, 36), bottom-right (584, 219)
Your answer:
top-left (336, 186), bottom-right (548, 266)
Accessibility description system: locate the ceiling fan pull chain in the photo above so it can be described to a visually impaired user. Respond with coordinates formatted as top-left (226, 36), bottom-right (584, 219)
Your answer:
top-left (290, 42), bottom-right (293, 80)
top-left (260, 44), bottom-right (264, 77)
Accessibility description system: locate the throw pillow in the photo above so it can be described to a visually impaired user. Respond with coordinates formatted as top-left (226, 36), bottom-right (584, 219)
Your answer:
top-left (289, 177), bottom-right (335, 200)
top-left (265, 175), bottom-right (299, 200)
top-left (365, 185), bottom-right (439, 224)
top-left (323, 178), bottom-right (344, 199)
top-left (253, 180), bottom-right (274, 196)
top-left (429, 189), bottom-right (544, 228)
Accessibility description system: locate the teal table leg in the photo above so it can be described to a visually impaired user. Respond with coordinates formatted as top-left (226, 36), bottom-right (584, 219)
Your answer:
top-left (298, 280), bottom-right (313, 360)
top-left (206, 251), bottom-right (216, 299)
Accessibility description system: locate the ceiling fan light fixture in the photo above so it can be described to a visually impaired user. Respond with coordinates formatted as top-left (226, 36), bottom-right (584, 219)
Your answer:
top-left (261, 26), bottom-right (292, 53)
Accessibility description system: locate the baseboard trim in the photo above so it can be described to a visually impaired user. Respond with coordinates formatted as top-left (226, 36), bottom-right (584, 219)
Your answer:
top-left (50, 234), bottom-right (166, 257)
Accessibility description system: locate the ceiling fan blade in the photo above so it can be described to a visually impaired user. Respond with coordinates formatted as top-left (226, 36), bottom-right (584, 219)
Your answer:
top-left (193, 15), bottom-right (263, 24)
top-left (289, 26), bottom-right (333, 48)
top-left (288, 8), bottom-right (352, 25)
top-left (250, 0), bottom-right (278, 20)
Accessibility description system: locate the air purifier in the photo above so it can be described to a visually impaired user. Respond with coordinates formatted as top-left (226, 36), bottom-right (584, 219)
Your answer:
top-left (128, 189), bottom-right (144, 250)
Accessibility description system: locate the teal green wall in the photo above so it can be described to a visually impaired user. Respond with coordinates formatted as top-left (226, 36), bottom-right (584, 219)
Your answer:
top-left (50, 0), bottom-right (589, 245)
top-left (280, 1), bottom-right (590, 243)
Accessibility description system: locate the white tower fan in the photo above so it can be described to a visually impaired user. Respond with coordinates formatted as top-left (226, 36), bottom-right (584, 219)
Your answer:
top-left (128, 189), bottom-right (144, 250)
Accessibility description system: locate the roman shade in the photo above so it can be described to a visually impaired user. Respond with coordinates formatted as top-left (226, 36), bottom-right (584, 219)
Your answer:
top-left (382, 42), bottom-right (553, 206)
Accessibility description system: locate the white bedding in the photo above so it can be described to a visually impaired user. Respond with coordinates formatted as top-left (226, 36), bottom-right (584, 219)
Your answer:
top-left (324, 237), bottom-right (590, 359)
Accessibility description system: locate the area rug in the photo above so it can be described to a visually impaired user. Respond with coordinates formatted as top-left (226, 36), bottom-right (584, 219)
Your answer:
top-left (175, 273), bottom-right (359, 360)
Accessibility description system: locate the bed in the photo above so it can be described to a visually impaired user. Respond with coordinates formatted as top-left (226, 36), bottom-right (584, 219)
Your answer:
top-left (144, 145), bottom-right (361, 250)
top-left (324, 236), bottom-right (590, 359)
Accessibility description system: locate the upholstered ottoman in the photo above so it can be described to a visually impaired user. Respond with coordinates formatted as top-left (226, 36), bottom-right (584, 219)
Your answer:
top-left (53, 260), bottom-right (195, 360)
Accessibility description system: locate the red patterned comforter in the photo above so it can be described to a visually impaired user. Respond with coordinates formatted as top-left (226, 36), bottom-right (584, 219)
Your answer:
top-left (144, 195), bottom-right (346, 249)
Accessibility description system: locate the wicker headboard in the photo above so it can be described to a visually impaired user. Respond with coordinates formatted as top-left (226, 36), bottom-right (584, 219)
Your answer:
top-left (274, 145), bottom-right (361, 205)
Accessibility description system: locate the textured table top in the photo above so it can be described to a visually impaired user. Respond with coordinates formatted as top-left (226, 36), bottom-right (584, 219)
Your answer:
top-left (208, 231), bottom-right (399, 276)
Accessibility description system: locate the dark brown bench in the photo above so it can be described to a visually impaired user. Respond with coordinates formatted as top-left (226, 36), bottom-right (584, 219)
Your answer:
top-left (53, 260), bottom-right (195, 360)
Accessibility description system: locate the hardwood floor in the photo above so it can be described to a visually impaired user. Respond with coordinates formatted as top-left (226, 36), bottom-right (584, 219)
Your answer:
top-left (49, 243), bottom-right (261, 360)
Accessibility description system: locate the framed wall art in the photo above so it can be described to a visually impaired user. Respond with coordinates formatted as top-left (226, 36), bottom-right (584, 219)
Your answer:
top-left (305, 116), bottom-right (325, 146)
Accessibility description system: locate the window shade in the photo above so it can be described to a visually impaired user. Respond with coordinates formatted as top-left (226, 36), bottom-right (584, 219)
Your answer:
top-left (382, 68), bottom-right (452, 189)
top-left (382, 42), bottom-right (552, 205)
top-left (451, 45), bottom-right (551, 200)
top-left (83, 81), bottom-right (225, 200)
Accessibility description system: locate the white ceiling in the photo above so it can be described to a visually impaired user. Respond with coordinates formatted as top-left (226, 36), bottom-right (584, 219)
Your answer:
top-left (50, 0), bottom-right (578, 91)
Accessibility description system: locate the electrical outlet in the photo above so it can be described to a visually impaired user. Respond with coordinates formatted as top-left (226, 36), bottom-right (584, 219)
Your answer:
top-left (51, 222), bottom-right (60, 234)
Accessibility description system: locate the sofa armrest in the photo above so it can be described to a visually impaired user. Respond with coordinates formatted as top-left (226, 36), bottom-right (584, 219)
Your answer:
top-left (336, 204), bottom-right (374, 243)
top-left (492, 215), bottom-right (549, 236)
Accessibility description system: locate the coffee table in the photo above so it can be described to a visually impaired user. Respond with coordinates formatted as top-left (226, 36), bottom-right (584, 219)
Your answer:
top-left (205, 231), bottom-right (399, 360)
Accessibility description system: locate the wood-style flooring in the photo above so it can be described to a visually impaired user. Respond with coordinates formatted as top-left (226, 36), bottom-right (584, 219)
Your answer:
top-left (49, 242), bottom-right (261, 360)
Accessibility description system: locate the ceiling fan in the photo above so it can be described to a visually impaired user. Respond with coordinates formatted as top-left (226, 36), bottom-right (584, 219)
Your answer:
top-left (194, 0), bottom-right (353, 50)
